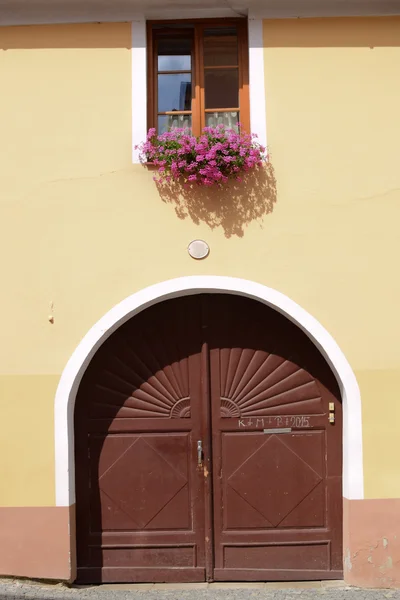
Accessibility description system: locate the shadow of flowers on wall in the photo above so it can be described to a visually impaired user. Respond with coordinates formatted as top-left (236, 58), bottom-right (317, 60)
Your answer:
top-left (155, 162), bottom-right (277, 238)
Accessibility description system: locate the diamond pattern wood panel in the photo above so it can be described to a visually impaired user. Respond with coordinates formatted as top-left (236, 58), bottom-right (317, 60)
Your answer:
top-left (222, 430), bottom-right (326, 530)
top-left (98, 436), bottom-right (188, 529)
top-left (227, 435), bottom-right (322, 527)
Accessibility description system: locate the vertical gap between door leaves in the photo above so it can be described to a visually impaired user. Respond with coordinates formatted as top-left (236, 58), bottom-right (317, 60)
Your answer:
top-left (200, 294), bottom-right (215, 582)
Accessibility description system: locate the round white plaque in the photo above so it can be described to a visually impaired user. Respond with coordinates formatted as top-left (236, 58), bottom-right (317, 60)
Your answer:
top-left (188, 239), bottom-right (210, 260)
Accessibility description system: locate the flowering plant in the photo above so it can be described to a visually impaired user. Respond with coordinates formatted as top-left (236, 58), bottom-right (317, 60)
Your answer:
top-left (136, 124), bottom-right (266, 187)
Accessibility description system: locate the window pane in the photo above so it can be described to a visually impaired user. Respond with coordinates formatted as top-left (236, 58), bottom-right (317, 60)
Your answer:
top-left (204, 68), bottom-right (238, 109)
top-left (205, 111), bottom-right (239, 130)
top-left (158, 38), bottom-right (191, 71)
top-left (203, 28), bottom-right (238, 67)
top-left (158, 114), bottom-right (192, 134)
top-left (158, 74), bottom-right (192, 112)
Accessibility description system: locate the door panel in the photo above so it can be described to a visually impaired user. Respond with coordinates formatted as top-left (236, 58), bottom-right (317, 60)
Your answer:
top-left (223, 431), bottom-right (325, 529)
top-left (91, 434), bottom-right (191, 531)
top-left (208, 295), bottom-right (342, 581)
top-left (75, 293), bottom-right (342, 583)
top-left (75, 296), bottom-right (207, 583)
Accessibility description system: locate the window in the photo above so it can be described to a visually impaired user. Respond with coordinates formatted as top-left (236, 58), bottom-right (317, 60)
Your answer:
top-left (147, 20), bottom-right (250, 136)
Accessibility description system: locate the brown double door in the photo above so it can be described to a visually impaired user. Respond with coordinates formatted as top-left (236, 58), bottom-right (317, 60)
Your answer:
top-left (75, 294), bottom-right (342, 583)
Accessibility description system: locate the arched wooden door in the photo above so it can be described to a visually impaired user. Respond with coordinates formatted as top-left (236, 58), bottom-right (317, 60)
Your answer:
top-left (75, 294), bottom-right (342, 583)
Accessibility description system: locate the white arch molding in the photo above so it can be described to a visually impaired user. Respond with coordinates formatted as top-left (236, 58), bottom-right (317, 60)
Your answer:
top-left (54, 276), bottom-right (364, 506)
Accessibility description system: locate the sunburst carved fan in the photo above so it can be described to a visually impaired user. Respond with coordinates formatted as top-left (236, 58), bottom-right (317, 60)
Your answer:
top-left (89, 328), bottom-right (192, 419)
top-left (219, 348), bottom-right (322, 417)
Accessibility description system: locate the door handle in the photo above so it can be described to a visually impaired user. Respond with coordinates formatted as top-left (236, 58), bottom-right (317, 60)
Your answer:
top-left (197, 440), bottom-right (203, 466)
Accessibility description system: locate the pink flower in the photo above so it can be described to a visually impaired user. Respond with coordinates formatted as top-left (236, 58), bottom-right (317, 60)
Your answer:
top-left (139, 124), bottom-right (261, 187)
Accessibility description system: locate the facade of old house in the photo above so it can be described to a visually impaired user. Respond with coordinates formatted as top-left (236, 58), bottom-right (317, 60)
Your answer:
top-left (1, 0), bottom-right (400, 589)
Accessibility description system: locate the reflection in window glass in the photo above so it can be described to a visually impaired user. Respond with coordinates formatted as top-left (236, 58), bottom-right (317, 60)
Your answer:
top-left (158, 74), bottom-right (192, 112)
top-left (157, 38), bottom-right (192, 71)
top-left (158, 55), bottom-right (191, 71)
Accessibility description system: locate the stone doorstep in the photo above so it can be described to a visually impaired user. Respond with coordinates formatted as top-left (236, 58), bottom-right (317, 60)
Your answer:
top-left (85, 580), bottom-right (347, 591)
top-left (0, 578), bottom-right (350, 593)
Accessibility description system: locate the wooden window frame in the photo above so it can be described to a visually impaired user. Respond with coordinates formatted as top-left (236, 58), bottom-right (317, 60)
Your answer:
top-left (147, 19), bottom-right (250, 137)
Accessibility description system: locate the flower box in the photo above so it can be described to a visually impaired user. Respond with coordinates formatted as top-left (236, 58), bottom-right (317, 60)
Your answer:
top-left (136, 125), bottom-right (266, 187)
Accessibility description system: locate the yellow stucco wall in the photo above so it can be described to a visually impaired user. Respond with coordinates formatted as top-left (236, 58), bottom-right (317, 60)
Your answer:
top-left (0, 18), bottom-right (399, 506)
top-left (262, 16), bottom-right (400, 499)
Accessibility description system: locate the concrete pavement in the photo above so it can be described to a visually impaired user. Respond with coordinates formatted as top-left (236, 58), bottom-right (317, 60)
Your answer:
top-left (0, 580), bottom-right (399, 600)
